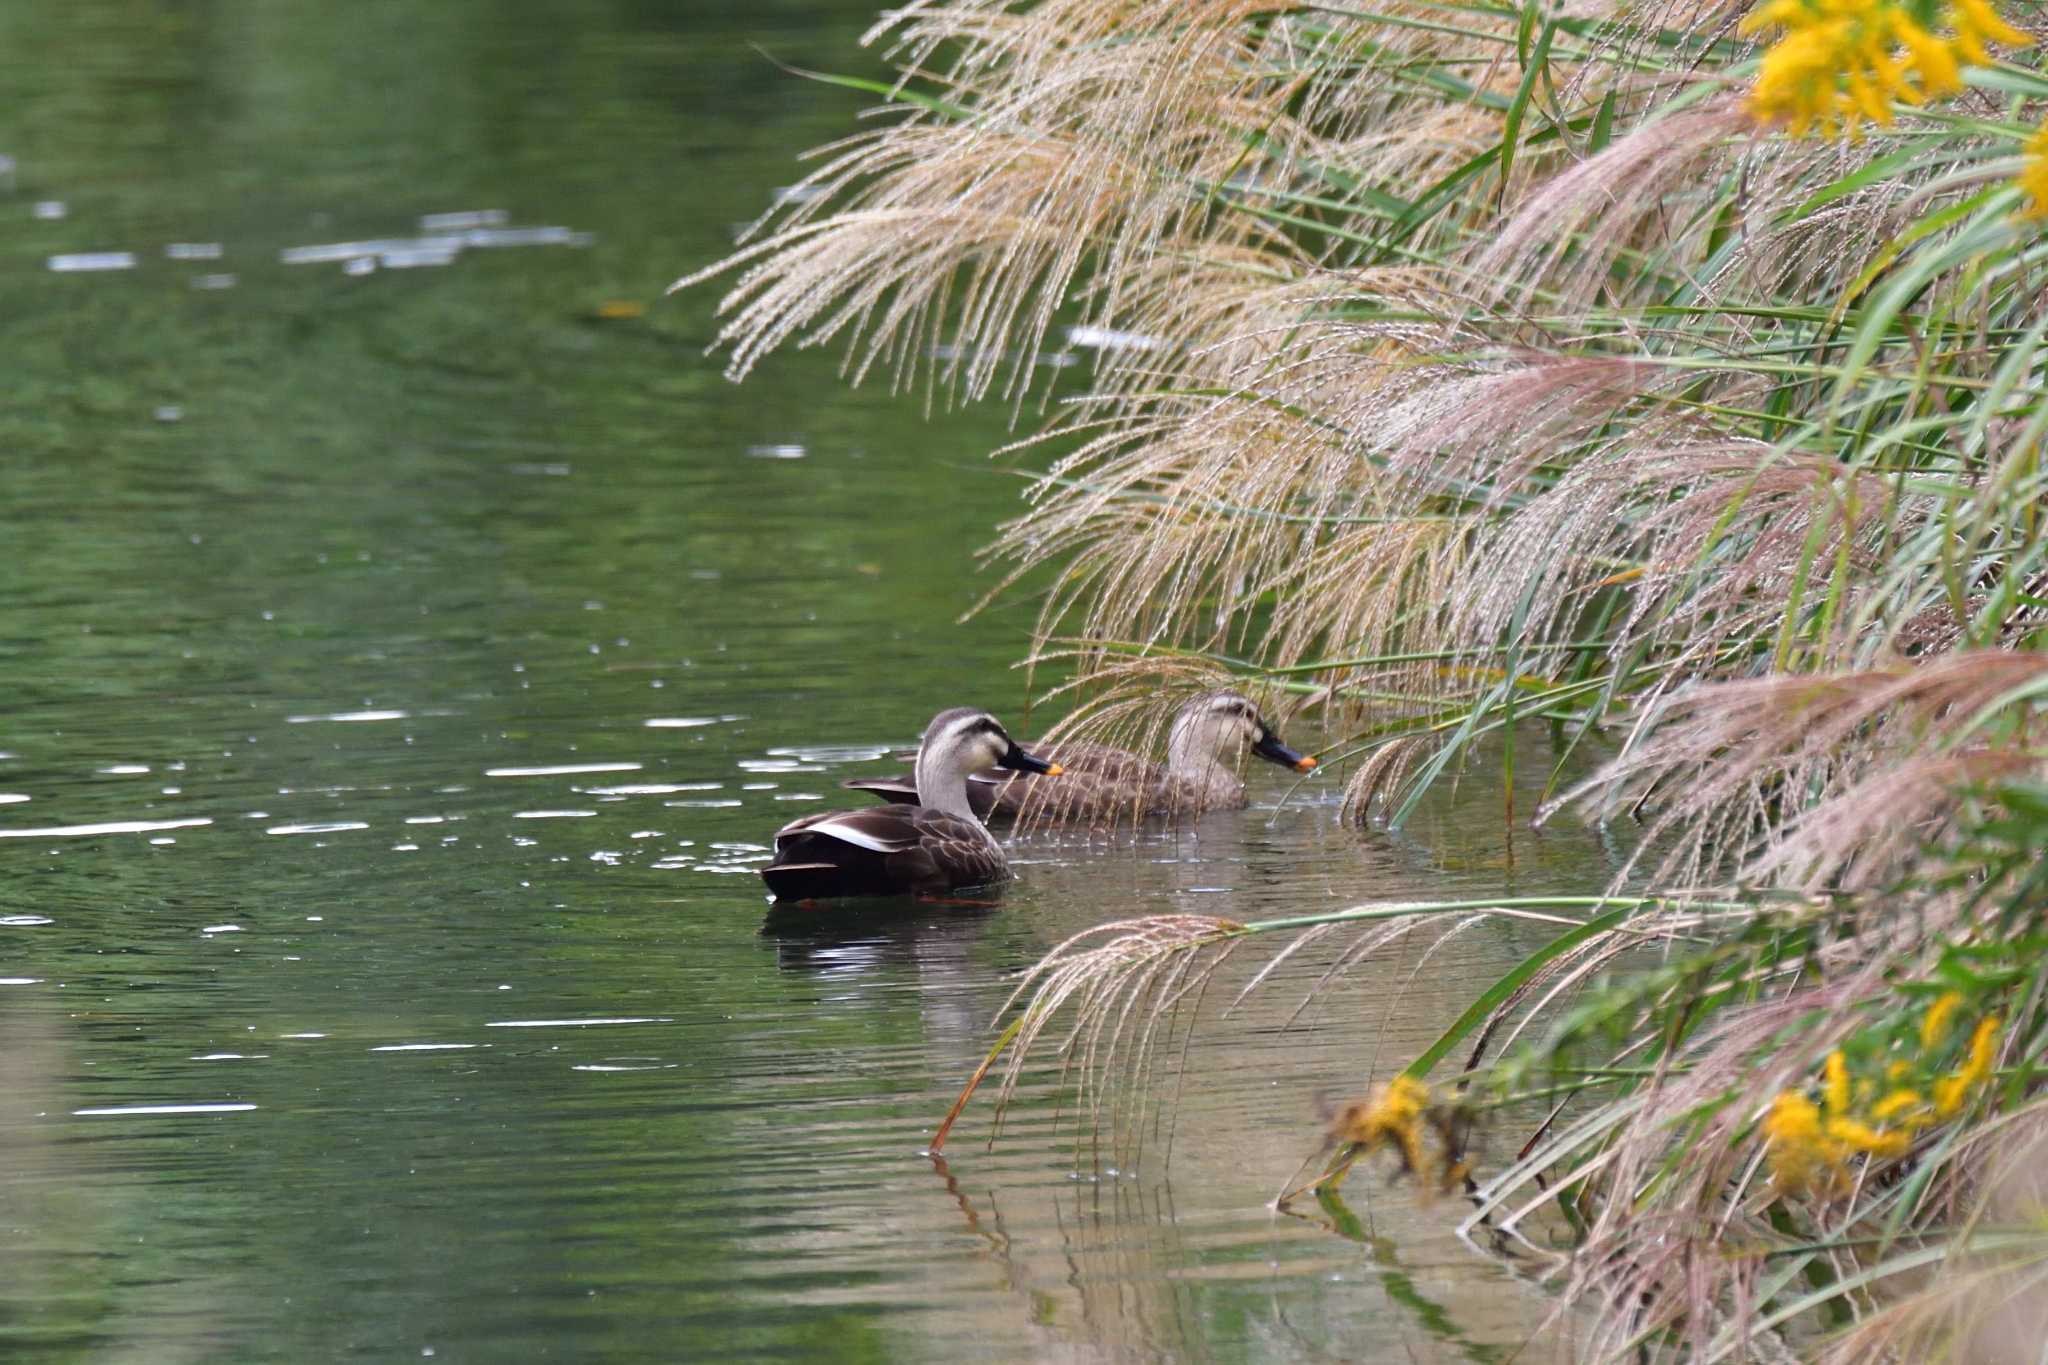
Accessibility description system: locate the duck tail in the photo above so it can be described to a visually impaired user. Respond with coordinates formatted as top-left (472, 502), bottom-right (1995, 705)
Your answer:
top-left (760, 861), bottom-right (843, 902)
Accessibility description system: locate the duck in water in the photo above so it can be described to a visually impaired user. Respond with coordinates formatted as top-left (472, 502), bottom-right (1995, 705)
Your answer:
top-left (761, 707), bottom-right (1059, 901)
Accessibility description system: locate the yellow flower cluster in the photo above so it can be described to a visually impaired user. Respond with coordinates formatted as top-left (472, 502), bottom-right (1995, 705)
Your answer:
top-left (1333, 1074), bottom-right (1432, 1181)
top-left (2021, 123), bottom-right (2048, 218)
top-left (1742, 0), bottom-right (2033, 138)
top-left (1761, 993), bottom-right (2003, 1197)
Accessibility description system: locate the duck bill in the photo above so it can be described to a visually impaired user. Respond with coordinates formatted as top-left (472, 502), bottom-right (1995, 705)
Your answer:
top-left (1252, 732), bottom-right (1316, 773)
top-left (1000, 743), bottom-right (1062, 777)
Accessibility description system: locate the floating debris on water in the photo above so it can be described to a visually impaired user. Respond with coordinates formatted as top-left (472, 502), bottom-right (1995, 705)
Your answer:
top-left (48, 251), bottom-right (135, 272)
top-left (164, 242), bottom-right (223, 260)
top-left (461, 226), bottom-right (592, 249)
top-left (419, 209), bottom-right (506, 231)
top-left (282, 238), bottom-right (431, 265)
top-left (32, 200), bottom-right (65, 220)
top-left (0, 818), bottom-right (210, 839)
top-left (483, 1017), bottom-right (673, 1029)
top-left (282, 225), bottom-right (592, 269)
top-left (1065, 324), bottom-right (1164, 352)
top-left (73, 1103), bottom-right (258, 1117)
top-left (594, 300), bottom-right (644, 320)
top-left (931, 342), bottom-right (1080, 370)
top-left (379, 242), bottom-right (460, 270)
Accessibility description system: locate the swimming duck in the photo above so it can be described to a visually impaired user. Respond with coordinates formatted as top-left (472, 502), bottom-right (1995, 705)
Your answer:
top-left (760, 707), bottom-right (1060, 901)
top-left (842, 691), bottom-right (1315, 826)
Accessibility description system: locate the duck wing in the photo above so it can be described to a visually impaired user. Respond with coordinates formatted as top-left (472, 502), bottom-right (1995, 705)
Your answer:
top-left (889, 806), bottom-right (1010, 889)
top-left (774, 804), bottom-right (923, 853)
top-left (763, 804), bottom-right (1006, 898)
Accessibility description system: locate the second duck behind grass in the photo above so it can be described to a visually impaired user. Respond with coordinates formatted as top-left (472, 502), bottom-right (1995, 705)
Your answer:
top-left (842, 691), bottom-right (1314, 827)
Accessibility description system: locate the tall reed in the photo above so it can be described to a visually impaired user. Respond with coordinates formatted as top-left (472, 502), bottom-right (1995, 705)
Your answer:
top-left (682, 0), bottom-right (2048, 1353)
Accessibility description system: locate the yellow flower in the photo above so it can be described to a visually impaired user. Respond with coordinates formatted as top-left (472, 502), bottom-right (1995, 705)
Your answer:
top-left (1762, 1091), bottom-right (1847, 1195)
top-left (1934, 1015), bottom-right (2001, 1116)
top-left (1871, 1088), bottom-right (1926, 1124)
top-left (1826, 1115), bottom-right (1912, 1158)
top-left (1952, 0), bottom-right (2034, 61)
top-left (1921, 990), bottom-right (1965, 1050)
top-left (1823, 1049), bottom-right (1851, 1115)
top-left (1897, 15), bottom-right (1966, 96)
top-left (2020, 123), bottom-right (2048, 218)
top-left (1333, 1075), bottom-right (1432, 1181)
top-left (1744, 0), bottom-right (2031, 138)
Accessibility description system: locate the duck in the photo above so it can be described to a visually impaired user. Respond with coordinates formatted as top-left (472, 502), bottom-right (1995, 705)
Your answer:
top-left (760, 707), bottom-right (1060, 901)
top-left (841, 690), bottom-right (1315, 827)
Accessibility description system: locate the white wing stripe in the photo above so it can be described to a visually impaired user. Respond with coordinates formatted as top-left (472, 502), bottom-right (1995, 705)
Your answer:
top-left (806, 814), bottom-right (914, 853)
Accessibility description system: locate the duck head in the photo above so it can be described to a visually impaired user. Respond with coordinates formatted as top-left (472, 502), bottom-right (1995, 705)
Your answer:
top-left (1169, 692), bottom-right (1317, 774)
top-left (916, 708), bottom-right (1060, 817)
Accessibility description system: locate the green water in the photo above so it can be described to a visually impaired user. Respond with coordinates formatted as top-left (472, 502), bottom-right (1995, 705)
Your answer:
top-left (0, 5), bottom-right (1615, 1360)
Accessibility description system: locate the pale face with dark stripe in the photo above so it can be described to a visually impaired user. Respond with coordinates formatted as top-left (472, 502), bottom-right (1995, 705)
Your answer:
top-left (921, 708), bottom-right (1017, 775)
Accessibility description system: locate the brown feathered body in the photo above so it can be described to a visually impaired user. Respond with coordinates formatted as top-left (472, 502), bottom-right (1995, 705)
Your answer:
top-left (760, 804), bottom-right (1010, 899)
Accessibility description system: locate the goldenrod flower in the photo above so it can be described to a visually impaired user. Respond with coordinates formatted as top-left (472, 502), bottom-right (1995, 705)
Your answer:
top-left (1333, 1075), bottom-right (1432, 1181)
top-left (1826, 1115), bottom-right (1912, 1158)
top-left (1823, 1049), bottom-right (1851, 1115)
top-left (1871, 1088), bottom-right (1926, 1124)
top-left (2020, 122), bottom-right (2048, 217)
top-left (1953, 0), bottom-right (2033, 60)
top-left (1743, 0), bottom-right (2031, 137)
top-left (1933, 1016), bottom-right (1997, 1115)
top-left (1934, 1015), bottom-right (2001, 1116)
top-left (1921, 990), bottom-right (1965, 1049)
top-left (1762, 1092), bottom-right (1846, 1195)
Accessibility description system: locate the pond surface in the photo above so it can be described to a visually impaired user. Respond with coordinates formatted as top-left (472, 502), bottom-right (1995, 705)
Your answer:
top-left (0, 4), bottom-right (1618, 1360)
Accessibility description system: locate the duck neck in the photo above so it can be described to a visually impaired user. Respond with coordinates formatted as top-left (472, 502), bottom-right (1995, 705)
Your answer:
top-left (1166, 724), bottom-right (1233, 788)
top-left (914, 747), bottom-right (978, 820)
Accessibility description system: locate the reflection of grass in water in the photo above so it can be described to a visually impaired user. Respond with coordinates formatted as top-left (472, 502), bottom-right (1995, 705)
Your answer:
top-left (1, 1012), bottom-right (238, 1364)
top-left (0, 1011), bottom-right (106, 1356)
top-left (1305, 1187), bottom-right (1507, 1365)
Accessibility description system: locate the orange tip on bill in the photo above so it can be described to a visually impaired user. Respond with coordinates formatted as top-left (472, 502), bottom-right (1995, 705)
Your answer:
top-left (1295, 755), bottom-right (1318, 771)
top-left (1045, 763), bottom-right (1065, 776)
